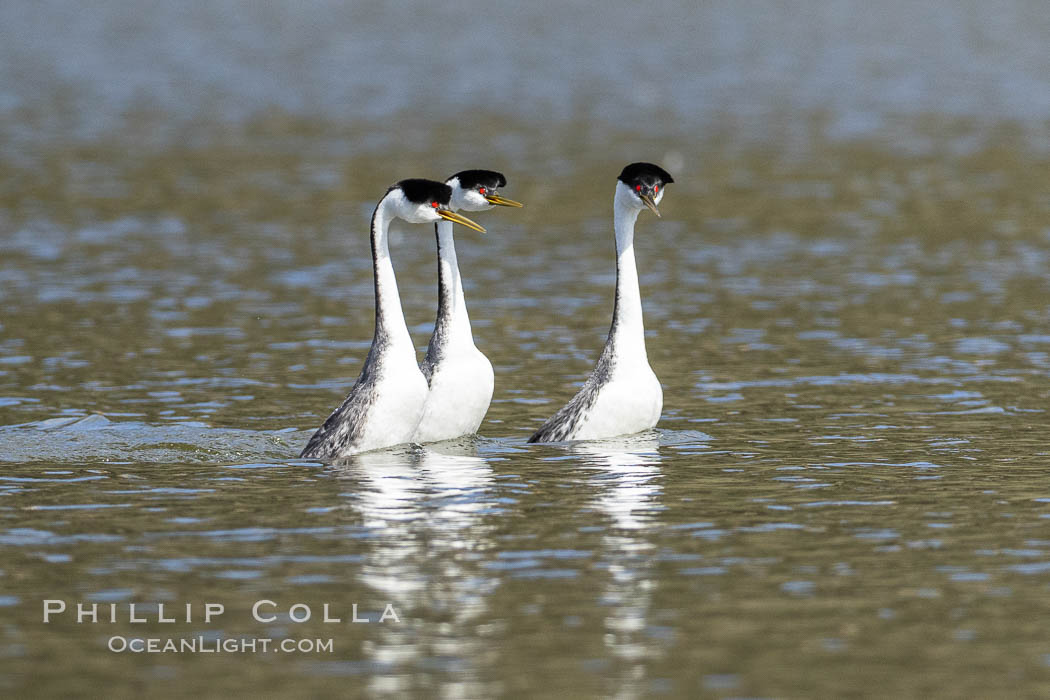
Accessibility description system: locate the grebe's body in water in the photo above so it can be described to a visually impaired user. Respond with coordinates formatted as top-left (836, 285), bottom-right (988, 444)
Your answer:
top-left (529, 162), bottom-right (673, 444)
top-left (300, 179), bottom-right (486, 460)
top-left (414, 170), bottom-right (522, 444)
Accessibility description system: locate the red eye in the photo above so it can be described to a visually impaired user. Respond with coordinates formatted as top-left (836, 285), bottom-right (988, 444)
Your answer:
top-left (635, 185), bottom-right (642, 192)
top-left (431, 201), bottom-right (439, 208)
top-left (479, 187), bottom-right (487, 195)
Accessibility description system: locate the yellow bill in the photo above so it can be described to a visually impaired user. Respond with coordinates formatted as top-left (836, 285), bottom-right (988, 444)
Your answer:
top-left (639, 194), bottom-right (660, 217)
top-left (438, 209), bottom-right (487, 233)
top-left (484, 193), bottom-right (524, 208)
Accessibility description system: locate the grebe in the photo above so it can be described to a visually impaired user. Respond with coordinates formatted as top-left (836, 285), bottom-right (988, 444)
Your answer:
top-left (528, 162), bottom-right (673, 443)
top-left (414, 170), bottom-right (522, 444)
top-left (300, 179), bottom-right (486, 460)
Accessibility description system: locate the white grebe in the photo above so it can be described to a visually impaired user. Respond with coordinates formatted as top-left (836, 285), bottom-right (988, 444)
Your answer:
top-left (301, 179), bottom-right (486, 460)
top-left (528, 162), bottom-right (673, 443)
top-left (414, 170), bottom-right (523, 444)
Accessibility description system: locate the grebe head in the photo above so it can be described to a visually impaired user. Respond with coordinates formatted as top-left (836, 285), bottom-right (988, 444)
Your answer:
top-left (617, 162), bottom-right (674, 217)
top-left (446, 169), bottom-right (523, 212)
top-left (389, 178), bottom-right (486, 232)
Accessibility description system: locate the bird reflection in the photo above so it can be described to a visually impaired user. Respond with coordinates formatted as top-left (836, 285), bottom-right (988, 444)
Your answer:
top-left (572, 433), bottom-right (663, 530)
top-left (571, 433), bottom-right (665, 696)
top-left (333, 442), bottom-right (497, 696)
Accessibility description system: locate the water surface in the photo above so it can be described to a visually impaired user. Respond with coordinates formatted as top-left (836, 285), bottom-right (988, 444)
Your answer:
top-left (3, 2), bottom-right (1050, 698)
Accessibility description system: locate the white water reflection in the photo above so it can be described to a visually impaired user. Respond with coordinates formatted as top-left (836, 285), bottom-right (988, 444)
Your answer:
top-left (572, 435), bottom-right (664, 698)
top-left (335, 444), bottom-right (498, 696)
top-left (573, 434), bottom-right (663, 531)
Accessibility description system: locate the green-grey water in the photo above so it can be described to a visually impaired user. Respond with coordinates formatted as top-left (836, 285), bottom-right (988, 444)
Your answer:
top-left (4, 2), bottom-right (1050, 698)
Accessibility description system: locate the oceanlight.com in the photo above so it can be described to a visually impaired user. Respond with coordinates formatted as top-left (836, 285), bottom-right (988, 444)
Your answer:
top-left (107, 636), bottom-right (334, 654)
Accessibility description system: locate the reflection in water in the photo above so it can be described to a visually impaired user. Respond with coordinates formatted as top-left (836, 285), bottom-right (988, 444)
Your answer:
top-left (573, 435), bottom-right (663, 531)
top-left (572, 435), bottom-right (663, 699)
top-left (335, 444), bottom-right (497, 696)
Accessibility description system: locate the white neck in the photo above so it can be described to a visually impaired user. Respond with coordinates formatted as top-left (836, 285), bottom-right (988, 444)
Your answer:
top-left (607, 183), bottom-right (648, 364)
top-left (430, 219), bottom-right (475, 351)
top-left (369, 196), bottom-right (414, 355)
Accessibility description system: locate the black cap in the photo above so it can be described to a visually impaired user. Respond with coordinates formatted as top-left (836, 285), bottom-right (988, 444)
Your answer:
top-left (394, 178), bottom-right (453, 206)
top-left (617, 162), bottom-right (674, 189)
top-left (450, 169), bottom-right (507, 190)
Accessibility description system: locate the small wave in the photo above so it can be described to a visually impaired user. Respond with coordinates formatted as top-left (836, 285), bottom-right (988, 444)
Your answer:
top-left (0, 414), bottom-right (303, 464)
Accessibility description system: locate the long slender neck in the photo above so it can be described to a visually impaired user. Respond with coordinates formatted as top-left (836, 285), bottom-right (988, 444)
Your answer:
top-left (429, 219), bottom-right (475, 354)
top-left (369, 198), bottom-right (414, 355)
top-left (606, 186), bottom-right (648, 364)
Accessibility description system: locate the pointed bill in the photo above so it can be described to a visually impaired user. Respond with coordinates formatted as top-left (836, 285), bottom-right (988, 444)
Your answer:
top-left (639, 194), bottom-right (661, 217)
top-left (484, 193), bottom-right (524, 208)
top-left (438, 209), bottom-right (487, 233)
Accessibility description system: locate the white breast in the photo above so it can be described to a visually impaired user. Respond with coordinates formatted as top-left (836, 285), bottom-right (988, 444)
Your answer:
top-left (413, 348), bottom-right (494, 444)
top-left (348, 350), bottom-right (429, 456)
top-left (568, 363), bottom-right (663, 442)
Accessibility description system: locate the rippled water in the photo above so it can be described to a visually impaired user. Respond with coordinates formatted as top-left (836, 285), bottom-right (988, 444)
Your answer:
top-left (5, 2), bottom-right (1050, 698)
top-left (5, 127), bottom-right (1050, 697)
